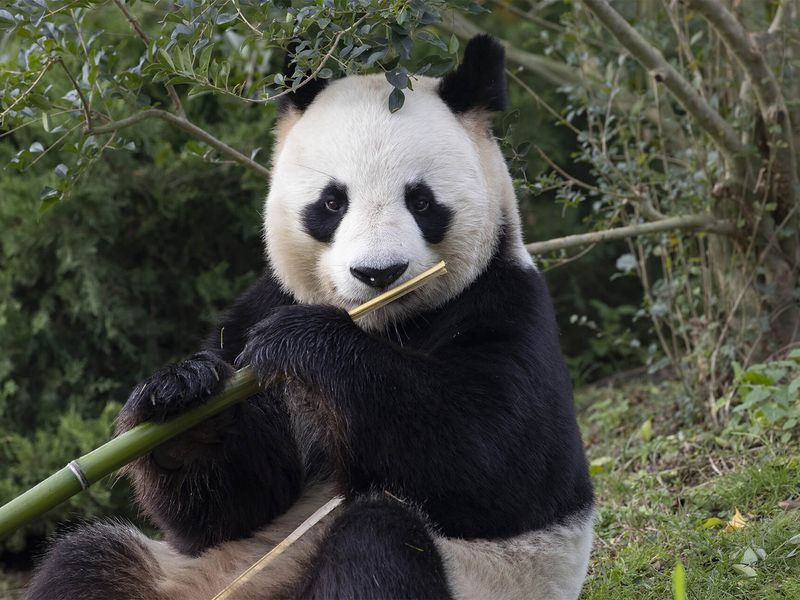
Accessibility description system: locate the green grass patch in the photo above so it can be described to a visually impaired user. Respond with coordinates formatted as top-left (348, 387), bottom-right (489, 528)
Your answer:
top-left (579, 381), bottom-right (800, 599)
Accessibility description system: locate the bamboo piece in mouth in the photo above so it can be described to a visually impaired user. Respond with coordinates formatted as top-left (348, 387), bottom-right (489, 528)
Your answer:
top-left (0, 261), bottom-right (447, 540)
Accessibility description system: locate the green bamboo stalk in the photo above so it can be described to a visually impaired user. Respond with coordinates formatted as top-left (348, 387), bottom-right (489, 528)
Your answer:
top-left (0, 261), bottom-right (447, 540)
top-left (0, 368), bottom-right (260, 540)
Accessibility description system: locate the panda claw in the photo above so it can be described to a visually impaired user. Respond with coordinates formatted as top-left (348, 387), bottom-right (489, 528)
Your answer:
top-left (120, 351), bottom-right (233, 428)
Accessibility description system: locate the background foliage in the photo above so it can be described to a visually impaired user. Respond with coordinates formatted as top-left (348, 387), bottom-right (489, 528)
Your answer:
top-left (1, 0), bottom-right (799, 597)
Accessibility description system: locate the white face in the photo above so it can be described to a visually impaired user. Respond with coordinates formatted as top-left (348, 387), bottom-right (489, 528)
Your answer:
top-left (265, 74), bottom-right (513, 330)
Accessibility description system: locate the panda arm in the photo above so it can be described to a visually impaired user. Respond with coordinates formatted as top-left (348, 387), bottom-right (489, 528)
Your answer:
top-left (118, 272), bottom-right (306, 556)
top-left (237, 291), bottom-right (585, 539)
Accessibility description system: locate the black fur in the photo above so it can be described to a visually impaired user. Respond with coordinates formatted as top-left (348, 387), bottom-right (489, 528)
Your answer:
top-left (287, 496), bottom-right (452, 599)
top-left (405, 181), bottom-right (453, 244)
top-left (116, 301), bottom-right (305, 555)
top-left (235, 236), bottom-right (592, 540)
top-left (438, 35), bottom-right (507, 113)
top-left (27, 521), bottom-right (161, 600)
top-left (302, 181), bottom-right (349, 243)
top-left (278, 41), bottom-right (330, 113)
top-left (119, 350), bottom-right (232, 425)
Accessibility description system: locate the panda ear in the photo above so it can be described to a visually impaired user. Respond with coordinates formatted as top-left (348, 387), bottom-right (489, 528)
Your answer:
top-left (438, 35), bottom-right (507, 114)
top-left (277, 41), bottom-right (330, 114)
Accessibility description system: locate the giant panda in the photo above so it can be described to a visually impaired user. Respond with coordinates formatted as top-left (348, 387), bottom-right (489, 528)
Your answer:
top-left (27, 35), bottom-right (594, 600)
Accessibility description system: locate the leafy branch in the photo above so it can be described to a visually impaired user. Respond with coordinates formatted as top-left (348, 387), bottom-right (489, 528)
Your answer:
top-left (88, 109), bottom-right (270, 179)
top-left (686, 0), bottom-right (797, 217)
top-left (111, 0), bottom-right (185, 118)
top-left (580, 0), bottom-right (748, 180)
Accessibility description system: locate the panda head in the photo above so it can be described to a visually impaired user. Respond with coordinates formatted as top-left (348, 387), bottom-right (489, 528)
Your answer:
top-left (265, 35), bottom-right (529, 330)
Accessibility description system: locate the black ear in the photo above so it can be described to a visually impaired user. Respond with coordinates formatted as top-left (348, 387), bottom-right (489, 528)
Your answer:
top-left (438, 35), bottom-right (507, 114)
top-left (277, 42), bottom-right (329, 113)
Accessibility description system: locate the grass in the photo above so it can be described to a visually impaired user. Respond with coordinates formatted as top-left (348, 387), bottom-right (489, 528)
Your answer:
top-left (578, 381), bottom-right (800, 599)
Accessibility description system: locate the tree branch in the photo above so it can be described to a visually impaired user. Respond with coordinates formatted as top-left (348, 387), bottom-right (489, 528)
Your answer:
top-left (686, 0), bottom-right (797, 214)
top-left (89, 109), bottom-right (270, 179)
top-left (112, 0), bottom-right (186, 118)
top-left (580, 0), bottom-right (747, 177)
top-left (54, 58), bottom-right (93, 131)
top-left (439, 10), bottom-right (579, 87)
top-left (525, 214), bottom-right (736, 255)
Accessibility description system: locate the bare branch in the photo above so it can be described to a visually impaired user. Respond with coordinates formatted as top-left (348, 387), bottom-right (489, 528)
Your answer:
top-left (112, 0), bottom-right (186, 118)
top-left (686, 0), bottom-right (797, 214)
top-left (580, 0), bottom-right (747, 177)
top-left (768, 0), bottom-right (788, 33)
top-left (525, 214), bottom-right (736, 255)
top-left (89, 109), bottom-right (270, 179)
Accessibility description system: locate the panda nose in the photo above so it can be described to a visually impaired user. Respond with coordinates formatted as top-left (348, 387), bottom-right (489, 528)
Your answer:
top-left (350, 263), bottom-right (409, 289)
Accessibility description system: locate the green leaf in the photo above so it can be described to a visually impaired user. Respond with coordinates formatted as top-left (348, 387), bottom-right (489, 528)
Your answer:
top-left (638, 418), bottom-right (652, 442)
top-left (449, 34), bottom-right (459, 54)
top-left (350, 44), bottom-right (372, 60)
top-left (215, 12), bottom-right (236, 25)
top-left (732, 563), bottom-right (757, 578)
top-left (198, 44), bottom-right (214, 77)
top-left (701, 517), bottom-right (724, 529)
top-left (741, 547), bottom-right (761, 565)
top-left (589, 456), bottom-right (613, 475)
top-left (416, 30), bottom-right (447, 52)
top-left (365, 49), bottom-right (387, 67)
top-left (385, 67), bottom-right (409, 90)
top-left (741, 370), bottom-right (773, 386)
top-left (672, 560), bottom-right (686, 600)
top-left (157, 48), bottom-right (175, 71)
top-left (388, 87), bottom-right (405, 113)
top-left (39, 187), bottom-right (61, 211)
top-left (788, 376), bottom-right (800, 398)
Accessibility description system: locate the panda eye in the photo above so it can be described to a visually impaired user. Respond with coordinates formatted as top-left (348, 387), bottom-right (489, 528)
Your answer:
top-left (325, 197), bottom-right (343, 212)
top-left (411, 198), bottom-right (430, 213)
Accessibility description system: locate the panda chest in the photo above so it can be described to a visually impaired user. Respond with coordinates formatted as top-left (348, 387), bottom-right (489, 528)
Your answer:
top-left (283, 381), bottom-right (344, 477)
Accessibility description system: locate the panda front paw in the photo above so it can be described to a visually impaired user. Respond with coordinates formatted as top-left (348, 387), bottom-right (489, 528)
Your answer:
top-left (117, 350), bottom-right (233, 432)
top-left (235, 304), bottom-right (356, 387)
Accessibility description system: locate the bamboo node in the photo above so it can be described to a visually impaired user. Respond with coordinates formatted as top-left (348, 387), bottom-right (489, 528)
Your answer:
top-left (66, 461), bottom-right (90, 490)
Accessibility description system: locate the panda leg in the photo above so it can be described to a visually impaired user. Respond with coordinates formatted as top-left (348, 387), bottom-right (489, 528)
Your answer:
top-left (26, 521), bottom-right (165, 600)
top-left (288, 496), bottom-right (453, 600)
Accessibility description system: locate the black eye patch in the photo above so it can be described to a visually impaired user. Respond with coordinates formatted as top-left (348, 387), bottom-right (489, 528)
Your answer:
top-left (405, 181), bottom-right (452, 244)
top-left (302, 181), bottom-right (348, 243)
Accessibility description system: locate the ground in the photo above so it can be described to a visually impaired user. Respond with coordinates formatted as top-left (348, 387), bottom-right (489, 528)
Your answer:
top-left (2, 379), bottom-right (798, 599)
top-left (579, 381), bottom-right (800, 599)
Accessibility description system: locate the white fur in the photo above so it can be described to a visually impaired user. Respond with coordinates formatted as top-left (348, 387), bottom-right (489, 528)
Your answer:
top-left (140, 483), bottom-right (336, 599)
top-left (135, 494), bottom-right (592, 600)
top-left (265, 74), bottom-right (532, 331)
top-left (436, 508), bottom-right (594, 600)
